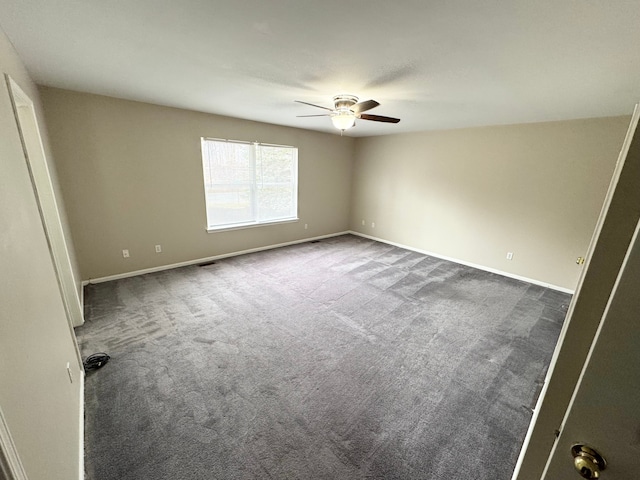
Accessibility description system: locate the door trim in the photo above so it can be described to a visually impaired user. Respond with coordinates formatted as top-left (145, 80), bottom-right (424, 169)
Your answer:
top-left (512, 104), bottom-right (640, 479)
top-left (542, 215), bottom-right (640, 476)
top-left (5, 75), bottom-right (83, 325)
top-left (0, 406), bottom-right (28, 480)
top-left (5, 75), bottom-right (83, 369)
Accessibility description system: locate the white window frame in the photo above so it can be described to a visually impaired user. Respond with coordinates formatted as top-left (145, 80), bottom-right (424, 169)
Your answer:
top-left (201, 138), bottom-right (299, 232)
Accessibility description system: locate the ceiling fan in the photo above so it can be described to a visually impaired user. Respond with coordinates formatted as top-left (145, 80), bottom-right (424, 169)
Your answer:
top-left (295, 94), bottom-right (400, 132)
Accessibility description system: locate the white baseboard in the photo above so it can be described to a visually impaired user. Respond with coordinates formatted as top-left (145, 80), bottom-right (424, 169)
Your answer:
top-left (83, 230), bottom-right (574, 294)
top-left (85, 231), bottom-right (350, 284)
top-left (349, 231), bottom-right (575, 294)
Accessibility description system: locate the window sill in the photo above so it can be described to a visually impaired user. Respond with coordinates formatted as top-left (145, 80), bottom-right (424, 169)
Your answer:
top-left (206, 218), bottom-right (299, 233)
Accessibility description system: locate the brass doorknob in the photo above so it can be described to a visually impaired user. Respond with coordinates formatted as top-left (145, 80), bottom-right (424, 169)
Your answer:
top-left (572, 444), bottom-right (607, 479)
top-left (574, 454), bottom-right (601, 478)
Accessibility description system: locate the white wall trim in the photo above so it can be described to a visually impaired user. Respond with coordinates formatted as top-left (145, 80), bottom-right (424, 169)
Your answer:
top-left (83, 230), bottom-right (575, 293)
top-left (349, 231), bottom-right (575, 294)
top-left (6, 75), bottom-right (85, 329)
top-left (79, 373), bottom-right (84, 480)
top-left (206, 217), bottom-right (299, 233)
top-left (0, 406), bottom-right (29, 480)
top-left (85, 231), bottom-right (350, 284)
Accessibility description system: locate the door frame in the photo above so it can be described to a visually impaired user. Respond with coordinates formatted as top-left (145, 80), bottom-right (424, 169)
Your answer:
top-left (541, 215), bottom-right (640, 476)
top-left (5, 75), bottom-right (83, 370)
top-left (0, 406), bottom-right (28, 480)
top-left (513, 105), bottom-right (640, 479)
top-left (5, 75), bottom-right (84, 329)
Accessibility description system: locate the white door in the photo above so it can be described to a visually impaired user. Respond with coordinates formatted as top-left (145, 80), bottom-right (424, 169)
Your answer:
top-left (513, 104), bottom-right (640, 480)
top-left (541, 217), bottom-right (640, 478)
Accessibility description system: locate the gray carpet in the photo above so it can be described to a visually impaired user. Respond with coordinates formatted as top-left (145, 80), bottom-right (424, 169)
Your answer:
top-left (77, 234), bottom-right (569, 479)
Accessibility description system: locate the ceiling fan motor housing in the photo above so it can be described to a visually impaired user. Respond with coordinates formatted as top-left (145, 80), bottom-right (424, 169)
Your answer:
top-left (333, 94), bottom-right (358, 111)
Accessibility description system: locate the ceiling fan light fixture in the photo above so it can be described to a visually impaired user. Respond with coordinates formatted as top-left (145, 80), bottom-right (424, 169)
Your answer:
top-left (331, 111), bottom-right (356, 130)
top-left (295, 94), bottom-right (399, 131)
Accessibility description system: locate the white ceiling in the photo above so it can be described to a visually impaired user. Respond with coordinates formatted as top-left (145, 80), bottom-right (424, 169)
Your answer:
top-left (1, 0), bottom-right (640, 136)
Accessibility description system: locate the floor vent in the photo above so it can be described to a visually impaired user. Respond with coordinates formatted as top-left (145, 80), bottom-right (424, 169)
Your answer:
top-left (198, 261), bottom-right (217, 267)
top-left (310, 240), bottom-right (320, 243)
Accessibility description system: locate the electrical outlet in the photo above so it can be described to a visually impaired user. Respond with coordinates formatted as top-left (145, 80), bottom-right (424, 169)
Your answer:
top-left (361, 219), bottom-right (365, 226)
top-left (155, 245), bottom-right (162, 253)
top-left (507, 252), bottom-right (513, 260)
top-left (372, 222), bottom-right (375, 228)
top-left (304, 224), bottom-right (308, 230)
top-left (122, 249), bottom-right (130, 258)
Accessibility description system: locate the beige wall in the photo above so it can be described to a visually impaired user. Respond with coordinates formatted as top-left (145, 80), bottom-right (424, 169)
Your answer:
top-left (0, 28), bottom-right (82, 480)
top-left (350, 117), bottom-right (630, 290)
top-left (39, 88), bottom-right (355, 280)
top-left (39, 86), bottom-right (629, 290)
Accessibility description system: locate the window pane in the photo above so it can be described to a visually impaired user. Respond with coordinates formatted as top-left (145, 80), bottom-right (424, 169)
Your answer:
top-left (204, 142), bottom-right (253, 185)
top-left (202, 138), bottom-right (297, 229)
top-left (257, 184), bottom-right (294, 220)
top-left (205, 185), bottom-right (253, 227)
top-left (257, 146), bottom-right (294, 184)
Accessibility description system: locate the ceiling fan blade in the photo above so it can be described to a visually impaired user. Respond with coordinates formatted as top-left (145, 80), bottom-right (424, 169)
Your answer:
top-left (296, 114), bottom-right (331, 117)
top-left (359, 113), bottom-right (401, 123)
top-left (351, 99), bottom-right (380, 114)
top-left (294, 100), bottom-right (334, 111)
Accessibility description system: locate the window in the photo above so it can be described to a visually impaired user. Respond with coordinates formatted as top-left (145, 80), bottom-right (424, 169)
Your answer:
top-left (201, 138), bottom-right (298, 231)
